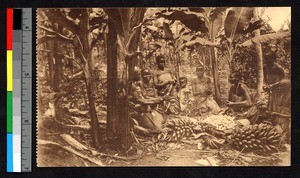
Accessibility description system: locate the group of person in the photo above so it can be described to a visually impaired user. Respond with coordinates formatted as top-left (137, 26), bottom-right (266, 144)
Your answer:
top-left (130, 55), bottom-right (291, 137)
top-left (130, 55), bottom-right (222, 132)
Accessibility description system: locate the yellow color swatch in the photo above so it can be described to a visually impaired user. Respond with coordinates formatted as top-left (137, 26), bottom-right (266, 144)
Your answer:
top-left (7, 50), bottom-right (13, 91)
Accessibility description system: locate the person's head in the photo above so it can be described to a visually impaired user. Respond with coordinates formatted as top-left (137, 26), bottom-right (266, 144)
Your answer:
top-left (269, 64), bottom-right (285, 83)
top-left (228, 72), bottom-right (241, 84)
top-left (179, 77), bottom-right (188, 88)
top-left (196, 65), bottom-right (205, 78)
top-left (156, 56), bottom-right (166, 70)
top-left (141, 68), bottom-right (152, 82)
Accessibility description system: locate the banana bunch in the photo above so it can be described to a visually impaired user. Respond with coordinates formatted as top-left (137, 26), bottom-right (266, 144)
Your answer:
top-left (157, 118), bottom-right (196, 142)
top-left (230, 122), bottom-right (281, 152)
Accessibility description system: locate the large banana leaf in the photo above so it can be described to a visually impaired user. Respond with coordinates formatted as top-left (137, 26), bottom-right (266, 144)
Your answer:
top-left (240, 31), bottom-right (291, 47)
top-left (224, 7), bottom-right (253, 40)
top-left (210, 7), bottom-right (228, 39)
top-left (209, 7), bottom-right (228, 22)
top-left (157, 10), bottom-right (208, 33)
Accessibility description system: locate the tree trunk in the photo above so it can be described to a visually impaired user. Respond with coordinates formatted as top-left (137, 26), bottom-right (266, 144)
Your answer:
top-left (210, 46), bottom-right (221, 104)
top-left (106, 18), bottom-right (119, 139)
top-left (85, 76), bottom-right (101, 148)
top-left (121, 8), bottom-right (146, 150)
top-left (53, 23), bottom-right (63, 121)
top-left (253, 7), bottom-right (264, 99)
top-left (79, 9), bottom-right (101, 149)
top-left (122, 8), bottom-right (146, 149)
top-left (44, 8), bottom-right (102, 149)
top-left (47, 42), bottom-right (54, 87)
top-left (105, 8), bottom-right (146, 150)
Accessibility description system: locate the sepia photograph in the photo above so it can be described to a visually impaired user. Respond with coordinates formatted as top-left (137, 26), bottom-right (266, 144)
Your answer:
top-left (36, 7), bottom-right (291, 167)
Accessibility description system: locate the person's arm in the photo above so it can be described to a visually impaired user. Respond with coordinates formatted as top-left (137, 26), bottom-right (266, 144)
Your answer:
top-left (228, 84), bottom-right (252, 107)
top-left (132, 89), bottom-right (161, 104)
top-left (132, 83), bottom-right (162, 105)
top-left (153, 71), bottom-right (159, 86)
top-left (270, 111), bottom-right (291, 119)
top-left (264, 78), bottom-right (291, 92)
top-left (157, 79), bottom-right (169, 86)
top-left (270, 78), bottom-right (291, 90)
top-left (228, 86), bottom-right (234, 102)
top-left (206, 77), bottom-right (213, 95)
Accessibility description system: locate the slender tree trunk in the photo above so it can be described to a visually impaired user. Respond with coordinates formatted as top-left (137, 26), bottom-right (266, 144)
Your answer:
top-left (79, 9), bottom-right (101, 149)
top-left (53, 23), bottom-right (63, 121)
top-left (210, 46), bottom-right (221, 104)
top-left (85, 76), bottom-right (101, 148)
top-left (47, 42), bottom-right (54, 87)
top-left (122, 8), bottom-right (146, 150)
top-left (106, 18), bottom-right (119, 139)
top-left (44, 8), bottom-right (102, 148)
top-left (253, 7), bottom-right (264, 99)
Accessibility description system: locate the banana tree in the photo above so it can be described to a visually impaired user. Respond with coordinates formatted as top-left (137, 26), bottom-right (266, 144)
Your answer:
top-left (253, 7), bottom-right (264, 98)
top-left (219, 7), bottom-right (266, 100)
top-left (156, 7), bottom-right (228, 104)
top-left (42, 8), bottom-right (107, 149)
top-left (104, 8), bottom-right (146, 149)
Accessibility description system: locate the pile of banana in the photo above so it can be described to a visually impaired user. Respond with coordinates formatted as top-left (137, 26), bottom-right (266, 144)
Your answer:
top-left (230, 122), bottom-right (281, 152)
top-left (194, 123), bottom-right (226, 138)
top-left (157, 118), bottom-right (197, 142)
top-left (200, 114), bottom-right (236, 130)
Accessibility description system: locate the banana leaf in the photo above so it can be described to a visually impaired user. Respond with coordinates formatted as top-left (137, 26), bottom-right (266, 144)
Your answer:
top-left (157, 10), bottom-right (208, 33)
top-left (240, 31), bottom-right (291, 47)
top-left (224, 7), bottom-right (253, 40)
top-left (176, 37), bottom-right (218, 52)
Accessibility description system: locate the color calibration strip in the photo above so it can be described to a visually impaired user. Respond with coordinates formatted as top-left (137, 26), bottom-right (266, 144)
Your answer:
top-left (7, 8), bottom-right (14, 172)
top-left (7, 8), bottom-right (32, 172)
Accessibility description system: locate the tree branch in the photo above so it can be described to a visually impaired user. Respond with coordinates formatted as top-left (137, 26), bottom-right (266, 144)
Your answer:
top-left (38, 35), bottom-right (56, 44)
top-left (50, 117), bottom-right (91, 131)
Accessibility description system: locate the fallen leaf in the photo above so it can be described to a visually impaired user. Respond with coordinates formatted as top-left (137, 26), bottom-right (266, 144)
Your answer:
top-left (206, 157), bottom-right (219, 166)
top-left (194, 159), bottom-right (210, 166)
top-left (240, 156), bottom-right (253, 163)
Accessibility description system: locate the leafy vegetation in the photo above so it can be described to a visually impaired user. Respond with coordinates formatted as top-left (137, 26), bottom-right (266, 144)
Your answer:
top-left (37, 7), bottom-right (290, 166)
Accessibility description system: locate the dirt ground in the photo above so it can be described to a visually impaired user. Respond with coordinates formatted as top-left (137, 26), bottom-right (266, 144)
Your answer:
top-left (108, 142), bottom-right (291, 167)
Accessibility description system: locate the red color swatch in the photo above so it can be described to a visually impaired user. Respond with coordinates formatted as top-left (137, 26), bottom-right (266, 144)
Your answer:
top-left (7, 8), bottom-right (13, 50)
